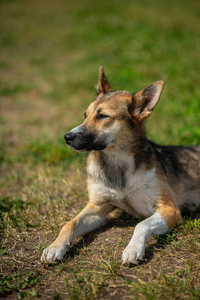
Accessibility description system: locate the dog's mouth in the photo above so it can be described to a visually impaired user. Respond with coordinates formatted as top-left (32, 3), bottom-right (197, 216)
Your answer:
top-left (64, 128), bottom-right (108, 152)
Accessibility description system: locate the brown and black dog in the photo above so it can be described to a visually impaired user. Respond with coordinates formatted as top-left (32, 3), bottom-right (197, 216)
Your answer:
top-left (41, 66), bottom-right (200, 265)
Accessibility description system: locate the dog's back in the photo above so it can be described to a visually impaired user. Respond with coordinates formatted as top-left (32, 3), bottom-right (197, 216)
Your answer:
top-left (151, 143), bottom-right (200, 212)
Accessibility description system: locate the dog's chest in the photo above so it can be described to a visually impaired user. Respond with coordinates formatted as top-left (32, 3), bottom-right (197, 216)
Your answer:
top-left (108, 168), bottom-right (157, 217)
top-left (88, 157), bottom-right (157, 217)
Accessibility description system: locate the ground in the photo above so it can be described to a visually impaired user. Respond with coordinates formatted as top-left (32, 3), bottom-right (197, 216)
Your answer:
top-left (0, 0), bottom-right (200, 299)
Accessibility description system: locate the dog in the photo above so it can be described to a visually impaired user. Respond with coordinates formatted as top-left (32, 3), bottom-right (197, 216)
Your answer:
top-left (41, 66), bottom-right (200, 265)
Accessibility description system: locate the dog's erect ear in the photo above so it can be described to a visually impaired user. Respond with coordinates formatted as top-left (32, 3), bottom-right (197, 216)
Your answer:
top-left (132, 81), bottom-right (164, 121)
top-left (96, 66), bottom-right (112, 94)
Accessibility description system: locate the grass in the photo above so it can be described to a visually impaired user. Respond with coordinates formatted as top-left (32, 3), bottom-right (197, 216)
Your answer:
top-left (0, 0), bottom-right (200, 299)
top-left (0, 271), bottom-right (41, 299)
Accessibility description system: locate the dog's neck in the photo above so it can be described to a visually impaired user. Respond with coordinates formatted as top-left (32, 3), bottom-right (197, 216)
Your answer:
top-left (87, 138), bottom-right (153, 189)
top-left (101, 136), bottom-right (151, 169)
top-left (103, 147), bottom-right (134, 166)
top-left (88, 149), bottom-right (133, 189)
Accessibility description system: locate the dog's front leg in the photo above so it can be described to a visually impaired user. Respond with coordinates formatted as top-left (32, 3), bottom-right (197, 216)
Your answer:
top-left (41, 201), bottom-right (113, 263)
top-left (122, 204), bottom-right (182, 265)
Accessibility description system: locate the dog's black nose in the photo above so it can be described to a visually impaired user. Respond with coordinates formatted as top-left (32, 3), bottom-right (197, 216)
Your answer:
top-left (64, 132), bottom-right (75, 144)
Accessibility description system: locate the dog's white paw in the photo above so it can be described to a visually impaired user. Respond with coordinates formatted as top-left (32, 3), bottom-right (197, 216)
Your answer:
top-left (41, 242), bottom-right (70, 263)
top-left (122, 243), bottom-right (145, 265)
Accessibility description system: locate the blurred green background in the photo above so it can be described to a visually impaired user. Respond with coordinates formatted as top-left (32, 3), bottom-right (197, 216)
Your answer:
top-left (0, 0), bottom-right (200, 166)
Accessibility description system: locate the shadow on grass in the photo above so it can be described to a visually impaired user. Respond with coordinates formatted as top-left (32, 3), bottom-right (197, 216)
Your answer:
top-left (62, 211), bottom-right (138, 262)
top-left (47, 209), bottom-right (200, 266)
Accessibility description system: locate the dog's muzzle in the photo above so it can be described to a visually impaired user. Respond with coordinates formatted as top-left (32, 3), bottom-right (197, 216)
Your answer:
top-left (64, 125), bottom-right (107, 152)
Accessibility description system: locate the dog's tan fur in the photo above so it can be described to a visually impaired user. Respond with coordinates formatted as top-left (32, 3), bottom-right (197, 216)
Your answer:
top-left (41, 67), bottom-right (200, 265)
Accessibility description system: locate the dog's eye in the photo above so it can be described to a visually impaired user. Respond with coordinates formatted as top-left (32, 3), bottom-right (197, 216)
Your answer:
top-left (97, 114), bottom-right (109, 120)
top-left (84, 112), bottom-right (87, 119)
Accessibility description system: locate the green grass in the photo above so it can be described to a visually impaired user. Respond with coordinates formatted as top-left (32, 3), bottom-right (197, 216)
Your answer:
top-left (0, 270), bottom-right (41, 299)
top-left (0, 0), bottom-right (200, 299)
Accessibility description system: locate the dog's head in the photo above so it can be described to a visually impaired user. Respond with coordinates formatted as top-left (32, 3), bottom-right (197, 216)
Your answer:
top-left (64, 66), bottom-right (164, 152)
